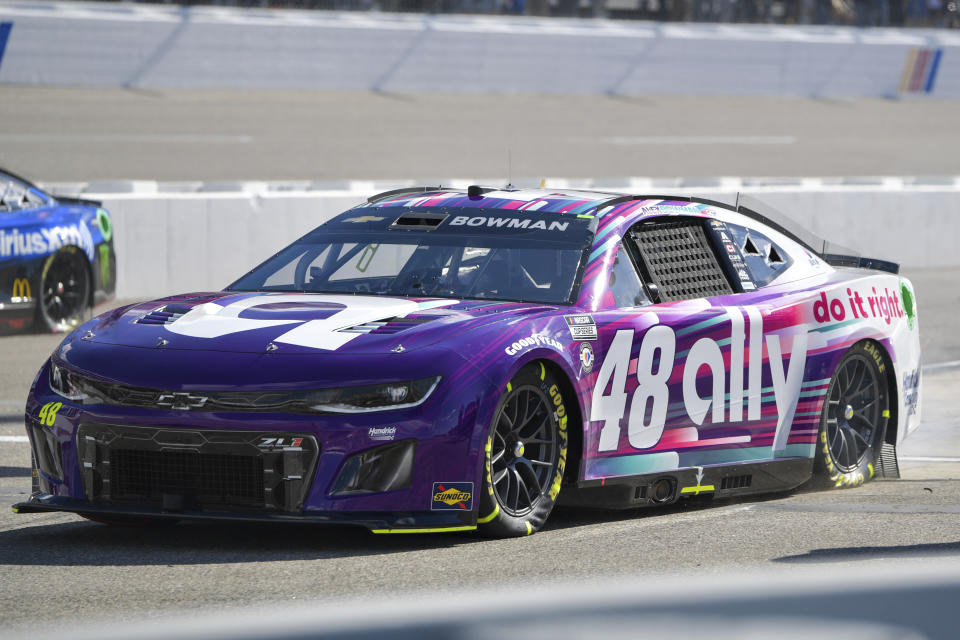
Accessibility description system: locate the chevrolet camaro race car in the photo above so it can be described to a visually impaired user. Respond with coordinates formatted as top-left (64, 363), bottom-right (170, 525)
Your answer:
top-left (0, 168), bottom-right (116, 333)
top-left (14, 186), bottom-right (921, 537)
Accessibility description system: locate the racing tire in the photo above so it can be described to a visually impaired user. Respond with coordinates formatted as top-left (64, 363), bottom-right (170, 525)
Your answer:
top-left (811, 340), bottom-right (890, 489)
top-left (36, 247), bottom-right (91, 333)
top-left (478, 362), bottom-right (569, 537)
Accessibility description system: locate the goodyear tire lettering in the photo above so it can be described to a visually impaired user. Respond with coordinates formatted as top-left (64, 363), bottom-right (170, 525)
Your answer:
top-left (479, 362), bottom-right (569, 537)
top-left (811, 340), bottom-right (888, 491)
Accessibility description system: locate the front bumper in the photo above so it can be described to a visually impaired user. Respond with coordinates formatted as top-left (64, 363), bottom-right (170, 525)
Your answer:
top-left (22, 356), bottom-right (495, 530)
top-left (12, 494), bottom-right (476, 534)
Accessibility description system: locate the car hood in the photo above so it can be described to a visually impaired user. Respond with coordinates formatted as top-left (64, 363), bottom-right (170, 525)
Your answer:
top-left (82, 291), bottom-right (554, 356)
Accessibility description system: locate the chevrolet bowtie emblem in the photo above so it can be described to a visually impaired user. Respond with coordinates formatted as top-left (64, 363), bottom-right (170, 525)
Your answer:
top-left (156, 392), bottom-right (208, 410)
top-left (343, 216), bottom-right (385, 223)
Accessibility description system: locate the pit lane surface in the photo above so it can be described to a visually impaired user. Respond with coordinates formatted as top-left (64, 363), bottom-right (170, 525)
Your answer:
top-left (2, 88), bottom-right (960, 181)
top-left (0, 268), bottom-right (957, 631)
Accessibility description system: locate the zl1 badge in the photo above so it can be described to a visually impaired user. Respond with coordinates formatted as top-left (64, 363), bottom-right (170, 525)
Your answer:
top-left (431, 482), bottom-right (473, 511)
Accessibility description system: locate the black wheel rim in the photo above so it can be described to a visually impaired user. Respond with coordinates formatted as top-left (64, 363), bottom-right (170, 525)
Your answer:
top-left (42, 252), bottom-right (88, 329)
top-left (491, 384), bottom-right (559, 517)
top-left (825, 354), bottom-right (882, 472)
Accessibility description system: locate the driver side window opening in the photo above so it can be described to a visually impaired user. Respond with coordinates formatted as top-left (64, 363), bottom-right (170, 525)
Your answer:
top-left (608, 242), bottom-right (651, 308)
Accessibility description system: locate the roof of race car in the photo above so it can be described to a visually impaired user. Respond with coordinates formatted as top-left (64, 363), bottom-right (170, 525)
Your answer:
top-left (325, 186), bottom-right (846, 264)
top-left (328, 187), bottom-right (729, 227)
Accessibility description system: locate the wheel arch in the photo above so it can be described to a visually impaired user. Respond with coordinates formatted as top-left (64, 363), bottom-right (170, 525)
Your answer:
top-left (873, 339), bottom-right (899, 447)
top-left (536, 358), bottom-right (584, 486)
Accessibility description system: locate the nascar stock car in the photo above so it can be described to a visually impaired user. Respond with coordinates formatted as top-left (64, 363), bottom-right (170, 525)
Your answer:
top-left (14, 186), bottom-right (921, 537)
top-left (0, 168), bottom-right (116, 333)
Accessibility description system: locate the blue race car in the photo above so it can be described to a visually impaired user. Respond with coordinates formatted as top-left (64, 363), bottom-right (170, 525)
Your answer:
top-left (0, 168), bottom-right (116, 332)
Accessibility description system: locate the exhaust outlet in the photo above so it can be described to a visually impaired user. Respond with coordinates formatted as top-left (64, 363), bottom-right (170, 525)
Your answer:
top-left (650, 478), bottom-right (675, 504)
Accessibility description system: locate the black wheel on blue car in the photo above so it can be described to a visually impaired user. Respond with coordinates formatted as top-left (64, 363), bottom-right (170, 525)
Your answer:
top-left (478, 363), bottom-right (568, 537)
top-left (812, 340), bottom-right (890, 489)
top-left (37, 247), bottom-right (90, 333)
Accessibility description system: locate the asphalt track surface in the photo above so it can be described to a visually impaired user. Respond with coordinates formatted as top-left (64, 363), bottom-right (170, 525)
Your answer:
top-left (2, 87), bottom-right (960, 633)
top-left (0, 267), bottom-right (957, 631)
top-left (2, 88), bottom-right (960, 181)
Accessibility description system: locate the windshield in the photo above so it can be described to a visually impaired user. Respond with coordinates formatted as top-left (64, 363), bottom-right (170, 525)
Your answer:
top-left (229, 232), bottom-right (589, 305)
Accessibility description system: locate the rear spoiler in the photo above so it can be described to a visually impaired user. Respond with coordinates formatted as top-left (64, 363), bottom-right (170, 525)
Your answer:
top-left (733, 194), bottom-right (900, 275)
top-left (54, 195), bottom-right (103, 208)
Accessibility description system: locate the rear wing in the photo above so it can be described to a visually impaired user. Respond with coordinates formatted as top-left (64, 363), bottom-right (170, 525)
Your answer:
top-left (733, 194), bottom-right (899, 275)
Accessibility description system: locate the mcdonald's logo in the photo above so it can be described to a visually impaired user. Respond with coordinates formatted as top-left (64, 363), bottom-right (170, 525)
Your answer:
top-left (11, 278), bottom-right (31, 302)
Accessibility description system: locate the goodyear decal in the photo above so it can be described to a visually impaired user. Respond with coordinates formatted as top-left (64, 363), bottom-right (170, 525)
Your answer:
top-left (431, 482), bottom-right (473, 511)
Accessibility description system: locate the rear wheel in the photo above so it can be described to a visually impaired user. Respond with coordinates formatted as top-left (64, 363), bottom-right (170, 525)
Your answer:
top-left (37, 247), bottom-right (90, 333)
top-left (478, 363), bottom-right (569, 537)
top-left (812, 340), bottom-right (890, 489)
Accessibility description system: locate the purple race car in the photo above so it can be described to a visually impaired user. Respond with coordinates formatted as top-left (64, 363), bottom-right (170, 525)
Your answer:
top-left (14, 186), bottom-right (922, 537)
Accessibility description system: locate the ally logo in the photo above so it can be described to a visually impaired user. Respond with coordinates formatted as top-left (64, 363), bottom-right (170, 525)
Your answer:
top-left (591, 306), bottom-right (807, 453)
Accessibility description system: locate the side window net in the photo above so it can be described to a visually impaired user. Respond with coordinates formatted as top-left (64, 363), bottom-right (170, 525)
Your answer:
top-left (629, 219), bottom-right (733, 302)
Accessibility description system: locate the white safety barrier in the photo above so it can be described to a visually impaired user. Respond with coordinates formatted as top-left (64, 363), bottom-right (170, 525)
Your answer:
top-left (44, 177), bottom-right (960, 299)
top-left (0, 1), bottom-right (958, 97)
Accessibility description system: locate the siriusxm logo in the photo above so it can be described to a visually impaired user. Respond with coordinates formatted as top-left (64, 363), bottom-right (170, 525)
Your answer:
top-left (0, 224), bottom-right (95, 261)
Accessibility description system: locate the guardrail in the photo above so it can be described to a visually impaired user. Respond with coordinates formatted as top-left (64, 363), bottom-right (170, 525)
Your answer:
top-left (0, 1), bottom-right (958, 97)
top-left (42, 176), bottom-right (960, 299)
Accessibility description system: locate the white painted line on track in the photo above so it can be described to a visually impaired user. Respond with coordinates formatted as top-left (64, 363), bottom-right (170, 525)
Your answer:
top-left (900, 456), bottom-right (960, 463)
top-left (923, 360), bottom-right (960, 373)
top-left (598, 135), bottom-right (797, 146)
top-left (0, 134), bottom-right (253, 144)
top-left (0, 436), bottom-right (28, 443)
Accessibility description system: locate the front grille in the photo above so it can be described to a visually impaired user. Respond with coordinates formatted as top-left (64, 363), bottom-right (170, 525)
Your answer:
top-left (59, 373), bottom-right (346, 415)
top-left (111, 449), bottom-right (265, 506)
top-left (78, 424), bottom-right (319, 513)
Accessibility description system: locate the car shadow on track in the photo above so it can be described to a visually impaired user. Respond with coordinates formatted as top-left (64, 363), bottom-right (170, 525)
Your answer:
top-left (773, 541), bottom-right (960, 564)
top-left (0, 489), bottom-right (801, 567)
top-left (544, 489), bottom-right (796, 531)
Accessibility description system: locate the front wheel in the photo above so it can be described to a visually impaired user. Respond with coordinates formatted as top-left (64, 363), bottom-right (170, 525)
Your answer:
top-left (478, 363), bottom-right (569, 537)
top-left (36, 247), bottom-right (91, 333)
top-left (812, 340), bottom-right (890, 489)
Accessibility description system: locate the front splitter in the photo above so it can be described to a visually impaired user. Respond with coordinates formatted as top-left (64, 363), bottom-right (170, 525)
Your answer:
top-left (12, 494), bottom-right (477, 534)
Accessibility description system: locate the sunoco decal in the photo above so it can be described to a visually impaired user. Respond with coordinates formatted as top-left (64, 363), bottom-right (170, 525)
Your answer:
top-left (431, 482), bottom-right (473, 511)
